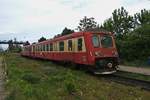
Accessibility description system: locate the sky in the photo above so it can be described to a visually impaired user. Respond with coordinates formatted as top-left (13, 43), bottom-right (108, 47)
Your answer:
top-left (0, 0), bottom-right (150, 44)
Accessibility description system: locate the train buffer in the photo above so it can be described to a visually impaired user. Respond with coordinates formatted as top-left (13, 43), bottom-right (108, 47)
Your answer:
top-left (118, 65), bottom-right (150, 76)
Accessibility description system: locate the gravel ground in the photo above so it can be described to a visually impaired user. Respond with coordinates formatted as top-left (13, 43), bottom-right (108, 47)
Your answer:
top-left (119, 65), bottom-right (150, 75)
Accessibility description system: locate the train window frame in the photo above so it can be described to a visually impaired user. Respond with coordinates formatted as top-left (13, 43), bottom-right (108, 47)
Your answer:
top-left (59, 41), bottom-right (64, 51)
top-left (68, 40), bottom-right (72, 51)
top-left (78, 38), bottom-right (82, 51)
top-left (92, 35), bottom-right (100, 48)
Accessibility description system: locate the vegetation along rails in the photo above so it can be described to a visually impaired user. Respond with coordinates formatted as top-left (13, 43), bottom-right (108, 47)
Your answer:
top-left (101, 73), bottom-right (150, 91)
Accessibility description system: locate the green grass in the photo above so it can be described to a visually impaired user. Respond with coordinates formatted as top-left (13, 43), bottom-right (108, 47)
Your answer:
top-left (2, 53), bottom-right (150, 100)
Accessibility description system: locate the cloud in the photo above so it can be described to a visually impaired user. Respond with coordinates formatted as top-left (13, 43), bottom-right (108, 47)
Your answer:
top-left (0, 0), bottom-right (149, 43)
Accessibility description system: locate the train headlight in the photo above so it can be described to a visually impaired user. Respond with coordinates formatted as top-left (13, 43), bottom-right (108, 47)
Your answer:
top-left (95, 51), bottom-right (103, 56)
top-left (112, 51), bottom-right (118, 57)
top-left (107, 63), bottom-right (113, 68)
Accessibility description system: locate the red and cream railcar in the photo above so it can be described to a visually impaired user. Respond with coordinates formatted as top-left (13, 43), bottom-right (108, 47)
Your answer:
top-left (21, 32), bottom-right (119, 74)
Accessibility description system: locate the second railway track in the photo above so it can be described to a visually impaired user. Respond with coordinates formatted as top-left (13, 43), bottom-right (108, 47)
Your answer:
top-left (102, 74), bottom-right (150, 91)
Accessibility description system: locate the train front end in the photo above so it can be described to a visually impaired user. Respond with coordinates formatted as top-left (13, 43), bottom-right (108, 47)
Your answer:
top-left (91, 32), bottom-right (119, 74)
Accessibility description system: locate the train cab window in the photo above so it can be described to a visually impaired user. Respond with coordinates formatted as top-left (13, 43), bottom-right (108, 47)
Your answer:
top-left (68, 40), bottom-right (72, 51)
top-left (101, 35), bottom-right (113, 48)
top-left (92, 35), bottom-right (100, 47)
top-left (78, 38), bottom-right (82, 51)
top-left (59, 41), bottom-right (64, 51)
top-left (50, 43), bottom-right (53, 51)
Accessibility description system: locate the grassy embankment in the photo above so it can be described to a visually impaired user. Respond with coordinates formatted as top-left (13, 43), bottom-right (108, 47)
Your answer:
top-left (2, 53), bottom-right (150, 100)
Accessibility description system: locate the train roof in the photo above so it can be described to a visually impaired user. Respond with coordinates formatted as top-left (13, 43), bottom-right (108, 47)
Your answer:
top-left (24, 31), bottom-right (113, 47)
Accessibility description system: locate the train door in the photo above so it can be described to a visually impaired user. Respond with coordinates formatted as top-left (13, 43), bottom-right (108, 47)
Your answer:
top-left (73, 37), bottom-right (87, 64)
top-left (82, 33), bottom-right (94, 65)
top-left (67, 39), bottom-right (74, 62)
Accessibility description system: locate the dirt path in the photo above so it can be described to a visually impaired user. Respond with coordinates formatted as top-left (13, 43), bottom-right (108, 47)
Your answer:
top-left (0, 57), bottom-right (6, 100)
top-left (119, 65), bottom-right (150, 75)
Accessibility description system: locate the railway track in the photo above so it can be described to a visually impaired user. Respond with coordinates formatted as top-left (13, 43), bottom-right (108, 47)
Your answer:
top-left (102, 74), bottom-right (150, 91)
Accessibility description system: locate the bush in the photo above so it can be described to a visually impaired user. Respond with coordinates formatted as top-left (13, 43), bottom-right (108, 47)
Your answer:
top-left (64, 71), bottom-right (77, 94)
top-left (65, 81), bottom-right (76, 94)
top-left (116, 24), bottom-right (150, 63)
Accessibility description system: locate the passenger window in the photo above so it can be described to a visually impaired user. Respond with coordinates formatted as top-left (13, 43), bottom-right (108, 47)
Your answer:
top-left (50, 43), bottom-right (53, 51)
top-left (38, 46), bottom-right (40, 51)
top-left (78, 38), bottom-right (82, 51)
top-left (40, 45), bottom-right (42, 51)
top-left (33, 46), bottom-right (35, 52)
top-left (46, 44), bottom-right (49, 51)
top-left (59, 41), bottom-right (64, 51)
top-left (68, 40), bottom-right (72, 51)
top-left (35, 46), bottom-right (37, 51)
top-left (54, 43), bottom-right (57, 51)
top-left (43, 45), bottom-right (45, 51)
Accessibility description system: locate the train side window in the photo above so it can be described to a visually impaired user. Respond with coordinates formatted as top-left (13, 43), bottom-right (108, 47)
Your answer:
top-left (68, 40), bottom-right (72, 51)
top-left (78, 38), bottom-right (82, 51)
top-left (40, 45), bottom-right (41, 51)
top-left (48, 44), bottom-right (50, 51)
top-left (45, 45), bottom-right (46, 51)
top-left (43, 45), bottom-right (45, 51)
top-left (46, 44), bottom-right (49, 51)
top-left (36, 46), bottom-right (38, 51)
top-left (38, 46), bottom-right (40, 51)
top-left (36, 46), bottom-right (37, 51)
top-left (42, 45), bottom-right (43, 51)
top-left (50, 43), bottom-right (53, 51)
top-left (35, 46), bottom-right (36, 51)
top-left (59, 41), bottom-right (64, 51)
top-left (32, 46), bottom-right (34, 52)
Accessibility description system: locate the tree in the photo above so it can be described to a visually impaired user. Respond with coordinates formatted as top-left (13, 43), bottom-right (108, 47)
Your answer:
top-left (102, 18), bottom-right (114, 32)
top-left (53, 34), bottom-right (61, 38)
top-left (113, 7), bottom-right (134, 35)
top-left (77, 16), bottom-right (98, 31)
top-left (102, 7), bottom-right (134, 36)
top-left (134, 9), bottom-right (150, 27)
top-left (61, 27), bottom-right (74, 36)
top-left (24, 41), bottom-right (30, 46)
top-left (116, 24), bottom-right (150, 61)
top-left (38, 37), bottom-right (46, 42)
